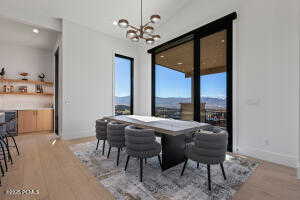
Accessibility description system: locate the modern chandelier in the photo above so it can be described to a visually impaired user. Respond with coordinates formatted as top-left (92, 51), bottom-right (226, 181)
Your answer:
top-left (116, 0), bottom-right (161, 44)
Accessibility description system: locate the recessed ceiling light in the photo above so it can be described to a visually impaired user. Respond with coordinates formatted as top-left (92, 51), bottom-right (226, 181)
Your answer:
top-left (221, 39), bottom-right (225, 43)
top-left (160, 55), bottom-right (164, 58)
top-left (177, 62), bottom-right (183, 65)
top-left (113, 20), bottom-right (118, 26)
top-left (33, 28), bottom-right (39, 34)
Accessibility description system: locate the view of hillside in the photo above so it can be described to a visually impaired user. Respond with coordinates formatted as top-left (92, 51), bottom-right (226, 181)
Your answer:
top-left (116, 96), bottom-right (226, 109)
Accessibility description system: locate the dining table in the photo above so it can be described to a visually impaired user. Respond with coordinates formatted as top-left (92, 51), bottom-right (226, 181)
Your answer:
top-left (104, 115), bottom-right (210, 171)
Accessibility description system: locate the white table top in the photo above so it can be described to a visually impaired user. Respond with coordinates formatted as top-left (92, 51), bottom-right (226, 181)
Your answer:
top-left (105, 115), bottom-right (209, 136)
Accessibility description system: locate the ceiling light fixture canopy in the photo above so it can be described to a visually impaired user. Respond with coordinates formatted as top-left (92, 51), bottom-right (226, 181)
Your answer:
top-left (116, 0), bottom-right (161, 44)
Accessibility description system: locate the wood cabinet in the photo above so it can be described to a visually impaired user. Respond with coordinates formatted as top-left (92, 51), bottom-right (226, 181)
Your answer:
top-left (18, 109), bottom-right (53, 133)
top-left (18, 110), bottom-right (37, 133)
top-left (36, 110), bottom-right (53, 132)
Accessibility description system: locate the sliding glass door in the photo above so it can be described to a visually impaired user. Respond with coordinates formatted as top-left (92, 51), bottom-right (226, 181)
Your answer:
top-left (150, 14), bottom-right (234, 151)
top-left (199, 30), bottom-right (228, 129)
top-left (114, 54), bottom-right (134, 115)
top-left (154, 41), bottom-right (194, 120)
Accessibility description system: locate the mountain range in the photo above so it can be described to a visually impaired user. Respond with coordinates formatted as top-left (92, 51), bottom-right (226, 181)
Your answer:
top-left (116, 96), bottom-right (226, 109)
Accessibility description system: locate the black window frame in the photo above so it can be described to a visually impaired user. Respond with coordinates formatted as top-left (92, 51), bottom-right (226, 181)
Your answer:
top-left (114, 54), bottom-right (134, 115)
top-left (149, 12), bottom-right (237, 151)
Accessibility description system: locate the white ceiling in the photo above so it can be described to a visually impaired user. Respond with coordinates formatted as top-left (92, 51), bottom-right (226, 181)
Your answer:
top-left (53, 0), bottom-right (192, 39)
top-left (0, 0), bottom-right (193, 41)
top-left (0, 17), bottom-right (59, 50)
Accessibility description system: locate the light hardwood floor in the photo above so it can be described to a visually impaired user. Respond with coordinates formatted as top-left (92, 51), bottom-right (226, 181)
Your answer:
top-left (0, 133), bottom-right (299, 200)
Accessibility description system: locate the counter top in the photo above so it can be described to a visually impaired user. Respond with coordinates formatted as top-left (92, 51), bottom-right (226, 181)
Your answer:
top-left (0, 108), bottom-right (54, 111)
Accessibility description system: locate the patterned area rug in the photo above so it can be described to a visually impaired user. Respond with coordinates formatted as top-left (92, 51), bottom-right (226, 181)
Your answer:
top-left (69, 141), bottom-right (259, 200)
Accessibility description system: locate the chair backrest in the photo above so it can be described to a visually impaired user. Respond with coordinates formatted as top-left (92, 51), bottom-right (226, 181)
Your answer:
top-left (95, 119), bottom-right (109, 140)
top-left (125, 125), bottom-right (156, 151)
top-left (201, 125), bottom-right (227, 134)
top-left (193, 130), bottom-right (228, 159)
top-left (107, 121), bottom-right (127, 147)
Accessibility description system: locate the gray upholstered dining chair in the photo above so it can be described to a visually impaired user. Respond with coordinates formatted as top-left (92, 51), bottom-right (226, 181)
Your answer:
top-left (95, 119), bottom-right (109, 155)
top-left (124, 125), bottom-right (162, 182)
top-left (181, 127), bottom-right (228, 191)
top-left (0, 140), bottom-right (4, 186)
top-left (0, 122), bottom-right (14, 172)
top-left (0, 139), bottom-right (5, 175)
top-left (106, 121), bottom-right (127, 166)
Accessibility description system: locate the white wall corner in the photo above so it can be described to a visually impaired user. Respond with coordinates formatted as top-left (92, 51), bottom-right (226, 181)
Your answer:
top-left (239, 146), bottom-right (298, 168)
top-left (232, 20), bottom-right (238, 153)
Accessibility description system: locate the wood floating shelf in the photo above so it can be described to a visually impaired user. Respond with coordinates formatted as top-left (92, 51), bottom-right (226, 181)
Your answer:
top-left (0, 78), bottom-right (53, 86)
top-left (0, 92), bottom-right (54, 96)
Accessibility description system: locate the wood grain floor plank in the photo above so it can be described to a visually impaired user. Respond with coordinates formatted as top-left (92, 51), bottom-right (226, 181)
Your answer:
top-left (0, 133), bottom-right (299, 200)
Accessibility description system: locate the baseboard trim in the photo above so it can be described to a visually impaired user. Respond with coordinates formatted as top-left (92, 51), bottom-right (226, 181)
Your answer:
top-left (297, 164), bottom-right (300, 179)
top-left (61, 129), bottom-right (94, 140)
top-left (237, 146), bottom-right (297, 168)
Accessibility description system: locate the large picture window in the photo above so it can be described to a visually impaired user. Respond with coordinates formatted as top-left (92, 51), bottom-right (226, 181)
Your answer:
top-left (154, 41), bottom-right (194, 120)
top-left (114, 54), bottom-right (134, 115)
top-left (149, 13), bottom-right (235, 151)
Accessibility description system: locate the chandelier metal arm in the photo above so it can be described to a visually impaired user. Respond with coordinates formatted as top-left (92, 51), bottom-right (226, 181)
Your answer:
top-left (143, 21), bottom-right (152, 27)
top-left (128, 25), bottom-right (140, 31)
top-left (139, 35), bottom-right (152, 40)
top-left (143, 32), bottom-right (155, 37)
top-left (116, 0), bottom-right (160, 44)
top-left (128, 21), bottom-right (152, 31)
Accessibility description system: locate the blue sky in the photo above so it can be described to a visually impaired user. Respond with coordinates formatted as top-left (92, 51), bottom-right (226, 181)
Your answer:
top-left (115, 57), bottom-right (131, 97)
top-left (115, 58), bottom-right (226, 98)
top-left (156, 65), bottom-right (226, 98)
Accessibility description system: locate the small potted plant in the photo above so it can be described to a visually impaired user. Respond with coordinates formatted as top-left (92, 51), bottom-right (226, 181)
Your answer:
top-left (38, 73), bottom-right (46, 82)
top-left (0, 67), bottom-right (5, 79)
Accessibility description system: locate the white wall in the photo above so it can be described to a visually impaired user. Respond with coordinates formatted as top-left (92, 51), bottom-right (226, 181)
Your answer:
top-left (0, 43), bottom-right (54, 109)
top-left (298, 1), bottom-right (300, 179)
top-left (0, 44), bottom-right (53, 81)
top-left (61, 20), bottom-right (139, 139)
top-left (136, 0), bottom-right (300, 168)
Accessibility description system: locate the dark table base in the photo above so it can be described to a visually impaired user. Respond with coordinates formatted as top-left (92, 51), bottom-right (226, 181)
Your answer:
top-left (160, 134), bottom-right (186, 171)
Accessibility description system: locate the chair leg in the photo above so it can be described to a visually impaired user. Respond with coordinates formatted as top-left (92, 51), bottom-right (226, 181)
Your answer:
top-left (96, 139), bottom-right (100, 150)
top-left (139, 158), bottom-right (143, 182)
top-left (6, 143), bottom-right (13, 164)
top-left (0, 161), bottom-right (4, 176)
top-left (157, 155), bottom-right (162, 169)
top-left (5, 136), bottom-right (8, 145)
top-left (207, 164), bottom-right (211, 191)
top-left (102, 140), bottom-right (106, 156)
top-left (124, 155), bottom-right (130, 171)
top-left (11, 136), bottom-right (20, 155)
top-left (181, 159), bottom-right (188, 176)
top-left (3, 136), bottom-right (13, 164)
top-left (197, 162), bottom-right (199, 168)
top-left (117, 148), bottom-right (121, 166)
top-left (0, 142), bottom-right (8, 172)
top-left (107, 146), bottom-right (111, 158)
top-left (220, 163), bottom-right (227, 180)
